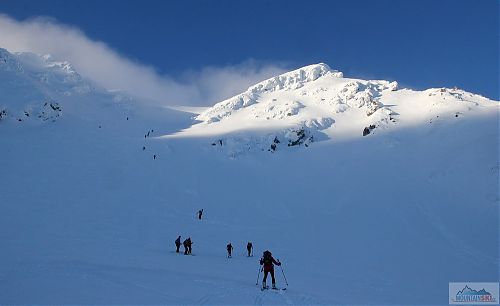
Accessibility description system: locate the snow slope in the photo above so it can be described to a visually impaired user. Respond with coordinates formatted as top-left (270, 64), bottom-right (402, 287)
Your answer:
top-left (0, 50), bottom-right (498, 304)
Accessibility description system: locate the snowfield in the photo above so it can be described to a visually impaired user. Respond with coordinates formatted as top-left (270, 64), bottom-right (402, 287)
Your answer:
top-left (0, 48), bottom-right (498, 304)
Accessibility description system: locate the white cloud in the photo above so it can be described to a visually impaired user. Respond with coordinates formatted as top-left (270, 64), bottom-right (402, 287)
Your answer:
top-left (0, 14), bottom-right (288, 106)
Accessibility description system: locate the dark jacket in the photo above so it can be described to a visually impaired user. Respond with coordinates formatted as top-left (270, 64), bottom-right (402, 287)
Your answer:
top-left (260, 251), bottom-right (280, 272)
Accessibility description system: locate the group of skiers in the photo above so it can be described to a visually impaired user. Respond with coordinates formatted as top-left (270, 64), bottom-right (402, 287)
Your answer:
top-left (174, 209), bottom-right (203, 255)
top-left (144, 129), bottom-right (154, 138)
top-left (226, 241), bottom-right (253, 258)
top-left (227, 244), bottom-right (284, 289)
top-left (174, 209), bottom-right (285, 290)
top-left (141, 129), bottom-right (158, 159)
top-left (175, 235), bottom-right (192, 255)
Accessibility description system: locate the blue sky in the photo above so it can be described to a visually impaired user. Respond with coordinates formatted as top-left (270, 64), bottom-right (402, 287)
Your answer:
top-left (0, 0), bottom-right (498, 100)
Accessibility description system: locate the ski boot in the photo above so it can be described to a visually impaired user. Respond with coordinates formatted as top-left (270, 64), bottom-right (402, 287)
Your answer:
top-left (272, 283), bottom-right (277, 290)
top-left (262, 281), bottom-right (267, 290)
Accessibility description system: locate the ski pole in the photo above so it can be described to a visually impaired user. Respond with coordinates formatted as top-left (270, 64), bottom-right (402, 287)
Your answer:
top-left (280, 265), bottom-right (289, 286)
top-left (255, 267), bottom-right (262, 285)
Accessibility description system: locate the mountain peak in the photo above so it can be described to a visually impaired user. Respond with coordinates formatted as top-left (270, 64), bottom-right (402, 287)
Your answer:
top-left (0, 48), bottom-right (125, 124)
top-left (247, 62), bottom-right (342, 94)
top-left (196, 63), bottom-right (343, 124)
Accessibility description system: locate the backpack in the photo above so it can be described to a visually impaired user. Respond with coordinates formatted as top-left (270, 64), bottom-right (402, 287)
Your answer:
top-left (262, 251), bottom-right (272, 265)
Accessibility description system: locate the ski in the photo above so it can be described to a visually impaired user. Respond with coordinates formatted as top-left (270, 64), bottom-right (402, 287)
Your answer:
top-left (260, 286), bottom-right (286, 291)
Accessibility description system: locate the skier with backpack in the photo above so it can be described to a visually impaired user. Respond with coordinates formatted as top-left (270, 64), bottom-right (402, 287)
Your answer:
top-left (175, 235), bottom-right (181, 253)
top-left (259, 250), bottom-right (281, 289)
top-left (247, 242), bottom-right (253, 257)
top-left (226, 243), bottom-right (233, 258)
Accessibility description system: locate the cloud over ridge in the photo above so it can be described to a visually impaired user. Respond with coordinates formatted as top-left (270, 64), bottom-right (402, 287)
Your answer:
top-left (0, 14), bottom-right (287, 106)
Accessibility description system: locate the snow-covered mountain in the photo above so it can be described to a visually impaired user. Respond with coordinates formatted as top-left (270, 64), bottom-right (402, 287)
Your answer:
top-left (0, 48), bottom-right (498, 305)
top-left (172, 63), bottom-right (495, 158)
top-left (0, 47), bottom-right (89, 122)
top-left (0, 47), bottom-right (146, 127)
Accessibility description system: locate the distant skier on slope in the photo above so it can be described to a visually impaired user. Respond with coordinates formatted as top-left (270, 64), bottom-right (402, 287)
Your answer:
top-left (183, 237), bottom-right (192, 255)
top-left (260, 250), bottom-right (281, 289)
top-left (247, 242), bottom-right (253, 257)
top-left (187, 238), bottom-right (193, 254)
top-left (175, 235), bottom-right (181, 253)
top-left (227, 243), bottom-right (233, 258)
top-left (197, 209), bottom-right (203, 220)
top-left (183, 238), bottom-right (188, 255)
